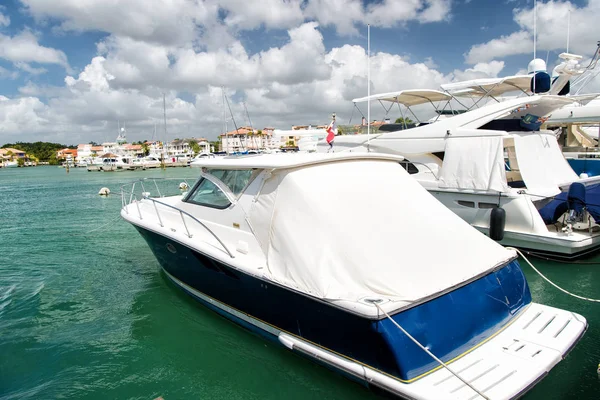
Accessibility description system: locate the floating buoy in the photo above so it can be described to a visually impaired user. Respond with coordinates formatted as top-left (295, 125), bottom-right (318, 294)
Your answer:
top-left (142, 191), bottom-right (151, 198)
top-left (580, 172), bottom-right (589, 179)
top-left (98, 187), bottom-right (110, 196)
top-left (179, 182), bottom-right (189, 191)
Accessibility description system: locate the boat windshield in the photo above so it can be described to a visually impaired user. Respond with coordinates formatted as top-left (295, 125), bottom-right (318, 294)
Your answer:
top-left (204, 169), bottom-right (256, 196)
top-left (186, 178), bottom-right (231, 209)
top-left (185, 168), bottom-right (256, 209)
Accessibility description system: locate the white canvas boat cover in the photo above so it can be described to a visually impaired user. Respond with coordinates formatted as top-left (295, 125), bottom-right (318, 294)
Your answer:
top-left (248, 159), bottom-right (514, 304)
top-left (513, 133), bottom-right (578, 197)
top-left (439, 137), bottom-right (509, 192)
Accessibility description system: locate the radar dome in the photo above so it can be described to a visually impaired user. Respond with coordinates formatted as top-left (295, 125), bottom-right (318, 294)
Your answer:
top-left (528, 58), bottom-right (547, 74)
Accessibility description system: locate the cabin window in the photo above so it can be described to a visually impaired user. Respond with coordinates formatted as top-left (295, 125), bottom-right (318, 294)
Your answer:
top-left (432, 152), bottom-right (445, 161)
top-left (457, 200), bottom-right (475, 208)
top-left (186, 178), bottom-right (231, 209)
top-left (204, 169), bottom-right (255, 196)
top-left (399, 160), bottom-right (419, 174)
top-left (478, 202), bottom-right (497, 209)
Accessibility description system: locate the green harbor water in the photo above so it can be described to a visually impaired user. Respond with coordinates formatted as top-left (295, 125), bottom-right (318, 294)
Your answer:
top-left (1, 166), bottom-right (599, 399)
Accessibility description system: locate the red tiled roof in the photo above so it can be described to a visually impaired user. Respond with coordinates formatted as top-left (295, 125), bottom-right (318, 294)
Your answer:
top-left (220, 127), bottom-right (254, 137)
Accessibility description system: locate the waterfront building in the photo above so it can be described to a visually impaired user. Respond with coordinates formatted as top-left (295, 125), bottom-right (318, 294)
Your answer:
top-left (0, 148), bottom-right (26, 159)
top-left (219, 127), bottom-right (277, 153)
top-left (165, 138), bottom-right (210, 156)
top-left (57, 148), bottom-right (78, 160)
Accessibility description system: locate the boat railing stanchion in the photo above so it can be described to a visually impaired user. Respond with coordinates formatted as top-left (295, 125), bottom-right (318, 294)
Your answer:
top-left (180, 210), bottom-right (192, 238)
top-left (121, 189), bottom-right (128, 213)
top-left (152, 200), bottom-right (164, 227)
top-left (154, 179), bottom-right (162, 197)
top-left (135, 199), bottom-right (143, 220)
top-left (129, 182), bottom-right (136, 205)
top-left (149, 198), bottom-right (235, 258)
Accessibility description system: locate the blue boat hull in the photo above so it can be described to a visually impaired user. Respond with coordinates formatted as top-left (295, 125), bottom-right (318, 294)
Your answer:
top-left (135, 226), bottom-right (531, 383)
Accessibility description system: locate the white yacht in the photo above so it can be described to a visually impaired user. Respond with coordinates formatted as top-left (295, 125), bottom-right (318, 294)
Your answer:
top-left (134, 155), bottom-right (162, 169)
top-left (120, 153), bottom-right (586, 399)
top-left (320, 91), bottom-right (600, 258)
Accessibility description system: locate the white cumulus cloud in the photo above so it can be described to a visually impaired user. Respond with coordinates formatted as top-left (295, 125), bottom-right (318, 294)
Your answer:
top-left (465, 0), bottom-right (600, 64)
top-left (21, 0), bottom-right (218, 46)
top-left (0, 9), bottom-right (10, 27)
top-left (451, 60), bottom-right (506, 82)
top-left (0, 30), bottom-right (70, 71)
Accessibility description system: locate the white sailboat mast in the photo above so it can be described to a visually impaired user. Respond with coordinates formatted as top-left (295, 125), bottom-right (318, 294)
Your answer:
top-left (163, 93), bottom-right (167, 159)
top-left (367, 23), bottom-right (371, 151)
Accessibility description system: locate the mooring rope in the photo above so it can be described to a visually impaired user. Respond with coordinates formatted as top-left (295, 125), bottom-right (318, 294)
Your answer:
top-left (508, 247), bottom-right (600, 303)
top-left (67, 214), bottom-right (123, 237)
top-left (373, 303), bottom-right (490, 400)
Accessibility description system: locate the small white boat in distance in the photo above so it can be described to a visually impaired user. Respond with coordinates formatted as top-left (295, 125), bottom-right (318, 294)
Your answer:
top-left (121, 153), bottom-right (586, 399)
top-left (132, 156), bottom-right (161, 169)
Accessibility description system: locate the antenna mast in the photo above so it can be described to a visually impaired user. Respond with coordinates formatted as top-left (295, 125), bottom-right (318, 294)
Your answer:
top-left (533, 0), bottom-right (537, 60)
top-left (533, 0), bottom-right (537, 94)
top-left (566, 7), bottom-right (571, 53)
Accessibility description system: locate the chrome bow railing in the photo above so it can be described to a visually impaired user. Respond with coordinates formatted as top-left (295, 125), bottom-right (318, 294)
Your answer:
top-left (121, 178), bottom-right (235, 258)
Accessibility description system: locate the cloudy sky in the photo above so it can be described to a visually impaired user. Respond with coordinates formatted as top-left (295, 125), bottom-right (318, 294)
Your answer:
top-left (0, 0), bottom-right (599, 145)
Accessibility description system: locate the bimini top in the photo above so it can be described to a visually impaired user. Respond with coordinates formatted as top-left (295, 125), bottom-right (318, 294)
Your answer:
top-left (441, 75), bottom-right (532, 97)
top-left (234, 154), bottom-right (517, 309)
top-left (190, 152), bottom-right (404, 170)
top-left (374, 94), bottom-right (574, 142)
top-left (352, 89), bottom-right (453, 107)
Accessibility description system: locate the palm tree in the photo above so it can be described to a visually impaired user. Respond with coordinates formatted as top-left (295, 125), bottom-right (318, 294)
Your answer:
top-left (189, 141), bottom-right (201, 155)
top-left (395, 117), bottom-right (414, 125)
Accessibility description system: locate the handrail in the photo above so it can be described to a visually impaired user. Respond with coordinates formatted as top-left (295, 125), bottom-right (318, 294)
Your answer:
top-left (148, 197), bottom-right (235, 259)
top-left (120, 178), bottom-right (235, 259)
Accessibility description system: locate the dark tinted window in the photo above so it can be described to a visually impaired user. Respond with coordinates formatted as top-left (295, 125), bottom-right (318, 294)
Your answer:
top-left (400, 160), bottom-right (419, 174)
